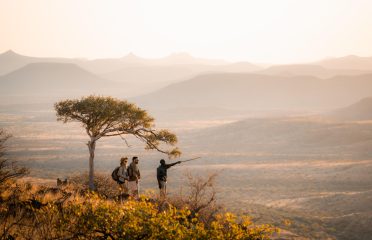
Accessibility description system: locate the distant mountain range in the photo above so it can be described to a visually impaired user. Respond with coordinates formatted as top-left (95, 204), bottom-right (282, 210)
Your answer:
top-left (2, 50), bottom-right (372, 113)
top-left (3, 49), bottom-right (372, 77)
top-left (0, 50), bottom-right (262, 98)
top-left (258, 64), bottom-right (370, 78)
top-left (0, 50), bottom-right (259, 76)
top-left (133, 73), bottom-right (372, 111)
top-left (315, 55), bottom-right (372, 70)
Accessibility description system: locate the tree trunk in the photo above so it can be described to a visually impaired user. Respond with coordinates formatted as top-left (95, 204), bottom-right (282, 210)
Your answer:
top-left (87, 138), bottom-right (96, 191)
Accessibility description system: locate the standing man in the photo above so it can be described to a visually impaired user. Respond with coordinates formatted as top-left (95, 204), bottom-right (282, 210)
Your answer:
top-left (127, 156), bottom-right (141, 198)
top-left (157, 159), bottom-right (181, 199)
top-left (117, 157), bottom-right (129, 196)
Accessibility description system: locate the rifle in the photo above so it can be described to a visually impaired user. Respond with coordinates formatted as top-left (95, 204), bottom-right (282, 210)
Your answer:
top-left (179, 157), bottom-right (201, 163)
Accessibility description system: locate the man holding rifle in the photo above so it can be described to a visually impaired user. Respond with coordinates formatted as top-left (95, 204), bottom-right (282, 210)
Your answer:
top-left (157, 157), bottom-right (200, 199)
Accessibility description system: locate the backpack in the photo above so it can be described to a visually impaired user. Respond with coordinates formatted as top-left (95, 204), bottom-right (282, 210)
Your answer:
top-left (111, 166), bottom-right (120, 182)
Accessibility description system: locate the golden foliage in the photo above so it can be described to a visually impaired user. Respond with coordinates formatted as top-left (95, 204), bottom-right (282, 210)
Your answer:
top-left (0, 181), bottom-right (276, 240)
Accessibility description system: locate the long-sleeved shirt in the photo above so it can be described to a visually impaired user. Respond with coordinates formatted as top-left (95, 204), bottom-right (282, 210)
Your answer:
top-left (128, 162), bottom-right (140, 181)
top-left (157, 162), bottom-right (179, 181)
top-left (117, 165), bottom-right (128, 182)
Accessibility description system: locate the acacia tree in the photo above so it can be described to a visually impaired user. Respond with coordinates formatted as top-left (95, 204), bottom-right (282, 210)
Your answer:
top-left (55, 95), bottom-right (180, 190)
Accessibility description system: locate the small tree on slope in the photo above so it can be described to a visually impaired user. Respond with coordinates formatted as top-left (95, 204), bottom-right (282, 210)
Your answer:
top-left (55, 95), bottom-right (180, 190)
top-left (0, 129), bottom-right (28, 187)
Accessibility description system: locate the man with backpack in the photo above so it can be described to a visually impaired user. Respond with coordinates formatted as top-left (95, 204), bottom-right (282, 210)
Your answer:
top-left (127, 156), bottom-right (141, 198)
top-left (157, 159), bottom-right (181, 199)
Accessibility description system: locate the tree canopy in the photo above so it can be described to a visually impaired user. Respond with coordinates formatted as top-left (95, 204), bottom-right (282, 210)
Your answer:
top-left (55, 95), bottom-right (180, 155)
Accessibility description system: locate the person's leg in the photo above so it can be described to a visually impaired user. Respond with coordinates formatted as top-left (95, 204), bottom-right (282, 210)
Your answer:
top-left (128, 181), bottom-right (137, 198)
top-left (118, 182), bottom-right (124, 203)
top-left (159, 181), bottom-right (167, 199)
top-left (164, 181), bottom-right (167, 196)
top-left (158, 180), bottom-right (163, 199)
top-left (128, 181), bottom-right (133, 197)
top-left (123, 181), bottom-right (129, 194)
top-left (135, 181), bottom-right (139, 199)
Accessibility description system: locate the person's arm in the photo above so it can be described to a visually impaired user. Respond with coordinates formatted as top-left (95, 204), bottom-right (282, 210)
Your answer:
top-left (166, 161), bottom-right (181, 169)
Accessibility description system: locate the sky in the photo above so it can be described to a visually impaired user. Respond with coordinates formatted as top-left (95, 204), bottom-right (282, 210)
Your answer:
top-left (1, 0), bottom-right (372, 64)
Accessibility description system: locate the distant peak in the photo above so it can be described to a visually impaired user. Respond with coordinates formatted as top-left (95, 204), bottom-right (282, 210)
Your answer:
top-left (122, 52), bottom-right (142, 60)
top-left (1, 49), bottom-right (21, 57)
top-left (127, 52), bottom-right (137, 57)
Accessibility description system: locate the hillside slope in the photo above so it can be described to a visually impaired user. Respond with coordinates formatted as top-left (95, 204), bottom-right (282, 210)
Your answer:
top-left (181, 117), bottom-right (372, 159)
top-left (0, 63), bottom-right (121, 100)
top-left (0, 50), bottom-right (76, 76)
top-left (326, 97), bottom-right (372, 121)
top-left (134, 73), bottom-right (372, 111)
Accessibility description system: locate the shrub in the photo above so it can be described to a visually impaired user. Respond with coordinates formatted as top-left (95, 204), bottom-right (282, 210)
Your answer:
top-left (69, 172), bottom-right (119, 198)
top-left (55, 194), bottom-right (276, 239)
top-left (168, 172), bottom-right (221, 226)
top-left (0, 183), bottom-right (276, 239)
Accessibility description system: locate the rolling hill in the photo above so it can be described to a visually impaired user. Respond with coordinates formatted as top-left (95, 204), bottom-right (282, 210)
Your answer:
top-left (101, 64), bottom-right (217, 95)
top-left (103, 62), bottom-right (261, 84)
top-left (133, 73), bottom-right (372, 111)
top-left (0, 50), bottom-right (76, 76)
top-left (181, 117), bottom-right (372, 159)
top-left (101, 59), bottom-right (261, 96)
top-left (0, 62), bottom-right (123, 104)
top-left (326, 97), bottom-right (372, 121)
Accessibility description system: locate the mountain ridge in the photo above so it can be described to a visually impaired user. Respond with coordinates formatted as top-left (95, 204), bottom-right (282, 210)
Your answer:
top-left (133, 72), bottom-right (372, 111)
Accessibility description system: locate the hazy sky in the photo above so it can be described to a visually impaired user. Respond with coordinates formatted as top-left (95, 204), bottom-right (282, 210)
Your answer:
top-left (1, 0), bottom-right (372, 64)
